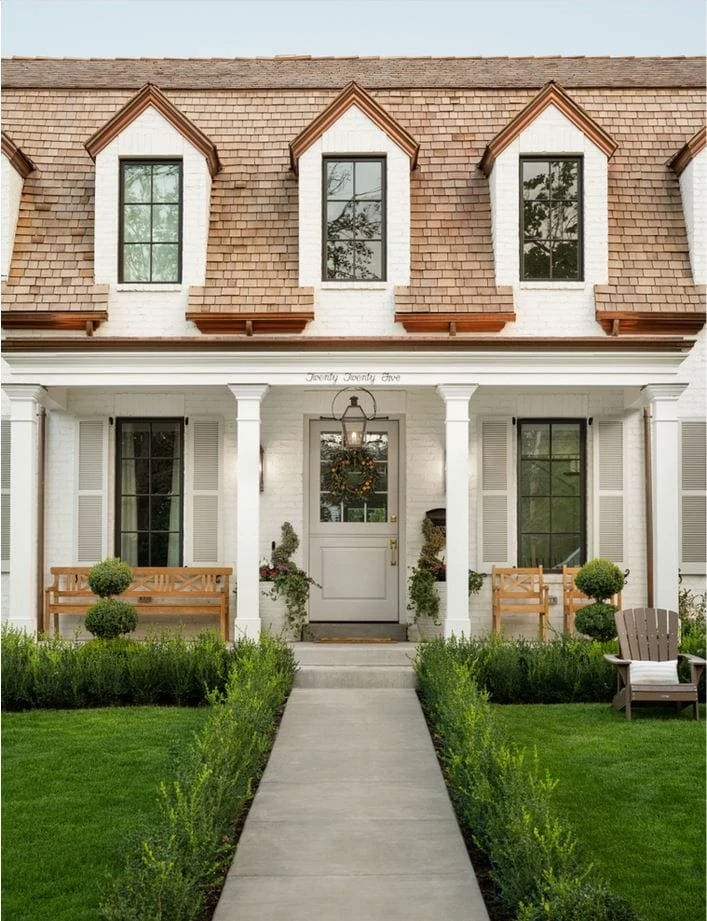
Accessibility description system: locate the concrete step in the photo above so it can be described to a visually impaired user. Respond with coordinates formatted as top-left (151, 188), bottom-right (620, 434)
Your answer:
top-left (293, 642), bottom-right (418, 689)
top-left (305, 622), bottom-right (409, 641)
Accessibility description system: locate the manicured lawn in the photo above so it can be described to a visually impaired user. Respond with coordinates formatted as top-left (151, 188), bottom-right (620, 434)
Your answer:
top-left (2, 706), bottom-right (210, 921)
top-left (495, 703), bottom-right (706, 921)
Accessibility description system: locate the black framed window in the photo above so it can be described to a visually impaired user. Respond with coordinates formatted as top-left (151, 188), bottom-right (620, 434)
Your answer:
top-left (119, 160), bottom-right (182, 283)
top-left (115, 419), bottom-right (184, 566)
top-left (323, 157), bottom-right (385, 281)
top-left (520, 157), bottom-right (582, 281)
top-left (518, 420), bottom-right (586, 571)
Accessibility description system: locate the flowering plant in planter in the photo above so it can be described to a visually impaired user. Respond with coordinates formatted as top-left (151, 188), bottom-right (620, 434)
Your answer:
top-left (260, 522), bottom-right (319, 637)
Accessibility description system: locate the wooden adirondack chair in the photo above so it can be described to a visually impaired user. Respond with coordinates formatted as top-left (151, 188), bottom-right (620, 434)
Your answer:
top-left (492, 566), bottom-right (549, 641)
top-left (604, 608), bottom-right (705, 720)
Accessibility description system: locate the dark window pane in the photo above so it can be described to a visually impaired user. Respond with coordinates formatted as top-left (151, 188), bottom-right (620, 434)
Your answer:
top-left (356, 241), bottom-right (382, 280)
top-left (551, 241), bottom-right (579, 279)
top-left (355, 201), bottom-right (381, 238)
top-left (551, 424), bottom-right (580, 456)
top-left (327, 161), bottom-right (354, 199)
top-left (121, 161), bottom-right (181, 283)
top-left (326, 241), bottom-right (354, 279)
top-left (520, 533), bottom-right (550, 568)
top-left (344, 504), bottom-right (365, 523)
top-left (550, 201), bottom-right (579, 240)
top-left (551, 538), bottom-right (582, 569)
top-left (324, 158), bottom-right (384, 281)
top-left (366, 504), bottom-right (387, 523)
top-left (327, 201), bottom-right (355, 240)
top-left (521, 424), bottom-right (550, 458)
top-left (523, 200), bottom-right (549, 240)
top-left (522, 161), bottom-right (549, 200)
top-left (521, 496), bottom-right (550, 532)
top-left (552, 460), bottom-right (581, 497)
top-left (521, 459), bottom-right (549, 497)
top-left (550, 160), bottom-right (578, 198)
top-left (523, 242), bottom-right (550, 279)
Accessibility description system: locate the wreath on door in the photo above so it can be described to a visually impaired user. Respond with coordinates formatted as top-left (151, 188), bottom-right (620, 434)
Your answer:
top-left (321, 445), bottom-right (384, 503)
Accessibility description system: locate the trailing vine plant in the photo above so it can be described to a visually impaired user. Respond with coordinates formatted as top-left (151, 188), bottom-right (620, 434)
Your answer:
top-left (260, 522), bottom-right (319, 638)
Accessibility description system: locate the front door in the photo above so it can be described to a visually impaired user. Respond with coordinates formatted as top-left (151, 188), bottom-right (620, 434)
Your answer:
top-left (308, 420), bottom-right (399, 622)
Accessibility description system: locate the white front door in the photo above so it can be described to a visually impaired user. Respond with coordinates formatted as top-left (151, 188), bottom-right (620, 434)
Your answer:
top-left (308, 420), bottom-right (399, 622)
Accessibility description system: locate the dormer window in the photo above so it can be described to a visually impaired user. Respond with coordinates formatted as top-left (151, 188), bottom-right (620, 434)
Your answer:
top-left (324, 156), bottom-right (385, 281)
top-left (521, 156), bottom-right (582, 281)
top-left (119, 160), bottom-right (182, 283)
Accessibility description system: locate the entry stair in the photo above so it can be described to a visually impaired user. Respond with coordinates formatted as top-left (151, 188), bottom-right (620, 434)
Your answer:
top-left (294, 640), bottom-right (418, 688)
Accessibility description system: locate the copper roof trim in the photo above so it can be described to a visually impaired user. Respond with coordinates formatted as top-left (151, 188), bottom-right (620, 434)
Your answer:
top-left (1, 131), bottom-right (36, 177)
top-left (668, 126), bottom-right (706, 176)
top-left (479, 81), bottom-right (618, 176)
top-left (395, 312), bottom-right (516, 333)
top-left (2, 335), bottom-right (695, 353)
top-left (1, 311), bottom-right (108, 334)
top-left (186, 311), bottom-right (314, 334)
top-left (597, 310), bottom-right (706, 336)
top-left (84, 83), bottom-right (221, 177)
top-left (289, 81), bottom-right (419, 173)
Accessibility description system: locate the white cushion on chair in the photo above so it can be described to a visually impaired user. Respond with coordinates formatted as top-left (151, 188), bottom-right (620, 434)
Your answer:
top-left (629, 660), bottom-right (679, 685)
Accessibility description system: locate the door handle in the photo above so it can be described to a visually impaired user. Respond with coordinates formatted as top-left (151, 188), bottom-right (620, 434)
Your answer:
top-left (389, 537), bottom-right (398, 566)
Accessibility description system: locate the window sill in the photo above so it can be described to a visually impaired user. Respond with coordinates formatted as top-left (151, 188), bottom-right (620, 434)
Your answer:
top-left (320, 281), bottom-right (389, 290)
top-left (519, 281), bottom-right (586, 291)
top-left (116, 284), bottom-right (183, 292)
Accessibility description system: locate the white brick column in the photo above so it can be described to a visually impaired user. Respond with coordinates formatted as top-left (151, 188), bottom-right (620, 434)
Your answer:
top-left (437, 384), bottom-right (478, 638)
top-left (229, 384), bottom-right (269, 640)
top-left (5, 385), bottom-right (43, 633)
top-left (643, 383), bottom-right (688, 611)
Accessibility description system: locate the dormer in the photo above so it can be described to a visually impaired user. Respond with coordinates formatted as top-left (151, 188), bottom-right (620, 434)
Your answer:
top-left (85, 83), bottom-right (220, 291)
top-left (290, 82), bottom-right (419, 291)
top-left (1, 132), bottom-right (35, 280)
top-left (480, 82), bottom-right (617, 291)
top-left (669, 127), bottom-right (706, 285)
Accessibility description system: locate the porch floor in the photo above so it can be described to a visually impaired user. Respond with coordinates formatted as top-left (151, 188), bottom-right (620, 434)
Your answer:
top-left (212, 651), bottom-right (490, 920)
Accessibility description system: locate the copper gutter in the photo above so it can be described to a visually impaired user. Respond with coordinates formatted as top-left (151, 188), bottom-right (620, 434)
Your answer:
top-left (643, 407), bottom-right (654, 607)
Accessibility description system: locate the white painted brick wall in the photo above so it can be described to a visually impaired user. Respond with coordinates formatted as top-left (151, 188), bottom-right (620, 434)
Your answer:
top-left (93, 106), bottom-right (211, 338)
top-left (680, 150), bottom-right (706, 285)
top-left (489, 104), bottom-right (609, 338)
top-left (1, 155), bottom-right (24, 281)
top-left (298, 105), bottom-right (410, 337)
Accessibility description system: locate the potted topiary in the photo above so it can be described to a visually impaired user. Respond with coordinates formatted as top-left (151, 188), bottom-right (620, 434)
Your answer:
top-left (407, 516), bottom-right (485, 640)
top-left (259, 522), bottom-right (319, 640)
top-left (574, 557), bottom-right (626, 642)
top-left (84, 557), bottom-right (137, 640)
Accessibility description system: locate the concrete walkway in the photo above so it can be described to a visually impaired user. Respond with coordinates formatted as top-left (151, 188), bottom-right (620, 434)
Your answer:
top-left (212, 684), bottom-right (490, 920)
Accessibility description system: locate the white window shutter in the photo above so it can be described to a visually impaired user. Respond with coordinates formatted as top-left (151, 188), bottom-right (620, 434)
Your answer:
top-left (480, 419), bottom-right (513, 566)
top-left (188, 419), bottom-right (220, 564)
top-left (77, 420), bottom-right (107, 564)
top-left (1, 419), bottom-right (11, 571)
top-left (681, 421), bottom-right (706, 574)
top-left (595, 420), bottom-right (624, 565)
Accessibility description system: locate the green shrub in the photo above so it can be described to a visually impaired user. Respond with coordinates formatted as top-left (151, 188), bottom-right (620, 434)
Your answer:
top-left (100, 635), bottom-right (296, 921)
top-left (574, 602), bottom-right (619, 643)
top-left (433, 634), bottom-right (615, 704)
top-left (85, 599), bottom-right (138, 640)
top-left (87, 557), bottom-right (133, 598)
top-left (415, 640), bottom-right (638, 919)
top-left (1, 627), bottom-right (235, 710)
top-left (574, 559), bottom-right (625, 603)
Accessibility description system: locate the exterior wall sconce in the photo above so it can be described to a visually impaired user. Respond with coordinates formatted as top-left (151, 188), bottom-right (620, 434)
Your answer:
top-left (331, 388), bottom-right (377, 449)
top-left (259, 444), bottom-right (264, 492)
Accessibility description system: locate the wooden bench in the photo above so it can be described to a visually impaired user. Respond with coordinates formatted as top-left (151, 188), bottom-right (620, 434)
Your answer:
top-left (45, 567), bottom-right (232, 641)
top-left (562, 565), bottom-right (622, 636)
top-left (492, 566), bottom-right (549, 641)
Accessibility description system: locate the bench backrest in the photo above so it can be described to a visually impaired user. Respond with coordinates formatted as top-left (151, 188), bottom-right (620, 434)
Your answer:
top-left (48, 567), bottom-right (231, 595)
top-left (492, 566), bottom-right (547, 607)
top-left (562, 565), bottom-right (622, 613)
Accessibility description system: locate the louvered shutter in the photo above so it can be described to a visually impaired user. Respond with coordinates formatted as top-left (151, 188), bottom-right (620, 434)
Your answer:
top-left (77, 420), bottom-right (107, 564)
top-left (681, 421), bottom-right (706, 574)
top-left (480, 419), bottom-right (513, 566)
top-left (189, 419), bottom-right (220, 564)
top-left (1, 420), bottom-right (10, 571)
top-left (595, 420), bottom-right (624, 565)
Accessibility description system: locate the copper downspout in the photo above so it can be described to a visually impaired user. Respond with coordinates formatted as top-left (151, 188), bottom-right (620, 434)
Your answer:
top-left (643, 407), bottom-right (654, 607)
top-left (36, 406), bottom-right (46, 634)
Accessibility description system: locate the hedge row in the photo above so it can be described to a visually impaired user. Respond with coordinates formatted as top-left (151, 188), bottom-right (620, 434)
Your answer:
top-left (415, 640), bottom-right (639, 921)
top-left (1, 627), bottom-right (237, 709)
top-left (100, 634), bottom-right (296, 921)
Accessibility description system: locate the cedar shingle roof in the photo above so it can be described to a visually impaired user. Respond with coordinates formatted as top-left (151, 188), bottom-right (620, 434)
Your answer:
top-left (3, 56), bottom-right (705, 89)
top-left (1, 56), bottom-right (704, 326)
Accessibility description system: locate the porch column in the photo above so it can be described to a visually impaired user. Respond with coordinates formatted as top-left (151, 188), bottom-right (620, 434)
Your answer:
top-left (642, 383), bottom-right (687, 612)
top-left (437, 384), bottom-right (478, 638)
top-left (5, 385), bottom-right (44, 633)
top-left (228, 384), bottom-right (269, 640)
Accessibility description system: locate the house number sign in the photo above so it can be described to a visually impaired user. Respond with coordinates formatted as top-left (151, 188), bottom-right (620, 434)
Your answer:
top-left (304, 371), bottom-right (401, 384)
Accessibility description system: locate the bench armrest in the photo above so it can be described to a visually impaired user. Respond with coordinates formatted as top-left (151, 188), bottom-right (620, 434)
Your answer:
top-left (678, 653), bottom-right (707, 666)
top-left (604, 654), bottom-right (631, 666)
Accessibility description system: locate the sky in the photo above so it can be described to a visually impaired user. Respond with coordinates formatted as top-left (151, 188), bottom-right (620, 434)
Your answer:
top-left (1, 0), bottom-right (705, 59)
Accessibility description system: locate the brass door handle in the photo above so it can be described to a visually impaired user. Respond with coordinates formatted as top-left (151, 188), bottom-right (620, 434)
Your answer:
top-left (389, 537), bottom-right (398, 566)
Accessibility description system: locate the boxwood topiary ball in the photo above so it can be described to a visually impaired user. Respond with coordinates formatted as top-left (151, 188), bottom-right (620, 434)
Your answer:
top-left (87, 558), bottom-right (133, 598)
top-left (85, 599), bottom-right (138, 639)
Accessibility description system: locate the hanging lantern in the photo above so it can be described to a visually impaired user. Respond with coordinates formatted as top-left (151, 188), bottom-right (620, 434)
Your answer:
top-left (331, 388), bottom-right (377, 450)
